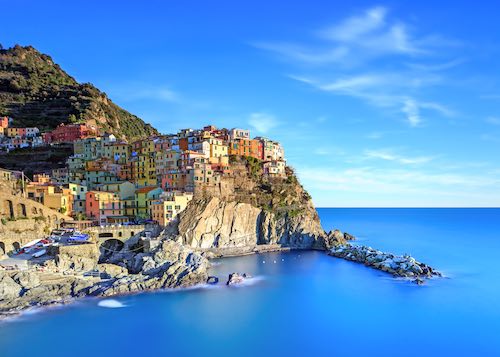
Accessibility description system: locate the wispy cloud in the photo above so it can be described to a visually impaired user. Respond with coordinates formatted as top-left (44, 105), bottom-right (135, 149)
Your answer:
top-left (248, 112), bottom-right (280, 134)
top-left (256, 6), bottom-right (459, 127)
top-left (486, 116), bottom-right (500, 125)
top-left (364, 149), bottom-right (434, 164)
top-left (296, 164), bottom-right (500, 207)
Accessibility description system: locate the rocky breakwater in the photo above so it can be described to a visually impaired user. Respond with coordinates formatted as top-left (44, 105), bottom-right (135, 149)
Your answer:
top-left (0, 240), bottom-right (209, 319)
top-left (329, 244), bottom-right (442, 284)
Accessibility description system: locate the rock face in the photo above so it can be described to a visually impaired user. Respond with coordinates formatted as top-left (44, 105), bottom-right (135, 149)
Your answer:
top-left (329, 244), bottom-right (442, 282)
top-left (165, 158), bottom-right (344, 254)
top-left (0, 239), bottom-right (208, 318)
top-left (55, 244), bottom-right (100, 272)
top-left (169, 196), bottom-right (331, 253)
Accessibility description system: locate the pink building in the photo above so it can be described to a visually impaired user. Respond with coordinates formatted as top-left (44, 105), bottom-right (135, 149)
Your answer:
top-left (44, 123), bottom-right (97, 143)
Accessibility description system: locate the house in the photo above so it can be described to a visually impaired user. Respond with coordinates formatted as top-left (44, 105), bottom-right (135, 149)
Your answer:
top-left (135, 186), bottom-right (163, 219)
top-left (85, 191), bottom-right (124, 224)
top-left (263, 160), bottom-right (287, 178)
top-left (229, 128), bottom-right (250, 140)
top-left (44, 189), bottom-right (73, 215)
top-left (68, 183), bottom-right (88, 215)
top-left (151, 191), bottom-right (193, 226)
top-left (95, 181), bottom-right (135, 200)
top-left (44, 123), bottom-right (98, 144)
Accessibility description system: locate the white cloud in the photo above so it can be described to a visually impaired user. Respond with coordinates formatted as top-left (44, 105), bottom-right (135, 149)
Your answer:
top-left (402, 99), bottom-right (421, 127)
top-left (248, 112), bottom-right (280, 134)
top-left (296, 165), bottom-right (500, 207)
top-left (486, 117), bottom-right (500, 125)
top-left (257, 6), bottom-right (459, 128)
top-left (364, 149), bottom-right (433, 164)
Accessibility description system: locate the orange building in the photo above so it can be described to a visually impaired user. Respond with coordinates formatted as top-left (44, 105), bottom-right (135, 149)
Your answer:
top-left (228, 138), bottom-right (263, 159)
top-left (0, 116), bottom-right (8, 129)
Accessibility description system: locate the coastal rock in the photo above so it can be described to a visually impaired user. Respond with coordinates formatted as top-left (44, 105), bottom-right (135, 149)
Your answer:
top-left (327, 229), bottom-right (346, 247)
top-left (329, 244), bottom-right (441, 282)
top-left (55, 244), bottom-right (100, 273)
top-left (97, 264), bottom-right (128, 278)
top-left (169, 196), bottom-right (329, 253)
top-left (12, 271), bottom-right (40, 289)
top-left (0, 274), bottom-right (22, 301)
top-left (226, 273), bottom-right (250, 285)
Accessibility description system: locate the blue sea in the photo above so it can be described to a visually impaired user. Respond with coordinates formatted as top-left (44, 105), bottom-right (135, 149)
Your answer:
top-left (1, 208), bottom-right (500, 356)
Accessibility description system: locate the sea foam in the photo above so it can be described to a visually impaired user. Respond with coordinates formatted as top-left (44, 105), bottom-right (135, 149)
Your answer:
top-left (97, 299), bottom-right (126, 308)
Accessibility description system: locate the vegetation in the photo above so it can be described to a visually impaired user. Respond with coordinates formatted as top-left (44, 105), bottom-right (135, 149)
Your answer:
top-left (0, 44), bottom-right (158, 141)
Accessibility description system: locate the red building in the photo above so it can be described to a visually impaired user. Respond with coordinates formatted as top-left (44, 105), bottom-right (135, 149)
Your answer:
top-left (44, 123), bottom-right (97, 143)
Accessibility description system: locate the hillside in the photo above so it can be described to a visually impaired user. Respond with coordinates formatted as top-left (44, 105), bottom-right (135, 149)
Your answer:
top-left (0, 44), bottom-right (158, 141)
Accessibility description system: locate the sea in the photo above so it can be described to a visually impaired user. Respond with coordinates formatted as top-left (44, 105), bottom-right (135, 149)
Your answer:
top-left (1, 208), bottom-right (499, 357)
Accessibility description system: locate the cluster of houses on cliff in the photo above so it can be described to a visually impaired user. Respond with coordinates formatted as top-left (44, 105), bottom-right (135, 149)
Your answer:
top-left (1, 122), bottom-right (286, 227)
top-left (0, 116), bottom-right (98, 151)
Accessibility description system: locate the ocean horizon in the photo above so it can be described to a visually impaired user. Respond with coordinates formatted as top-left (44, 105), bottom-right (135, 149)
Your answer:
top-left (1, 208), bottom-right (499, 356)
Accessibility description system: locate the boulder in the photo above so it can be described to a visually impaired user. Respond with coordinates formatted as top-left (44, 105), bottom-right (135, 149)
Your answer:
top-left (226, 272), bottom-right (246, 285)
top-left (97, 264), bottom-right (128, 278)
top-left (0, 274), bottom-right (22, 301)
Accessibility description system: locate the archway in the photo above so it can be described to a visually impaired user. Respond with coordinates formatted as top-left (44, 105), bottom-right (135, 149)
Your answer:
top-left (12, 242), bottom-right (21, 252)
top-left (32, 207), bottom-right (38, 215)
top-left (4, 200), bottom-right (14, 219)
top-left (0, 242), bottom-right (5, 255)
top-left (99, 239), bottom-right (125, 262)
top-left (17, 203), bottom-right (27, 218)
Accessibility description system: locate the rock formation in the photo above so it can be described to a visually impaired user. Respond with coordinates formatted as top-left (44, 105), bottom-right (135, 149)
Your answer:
top-left (0, 240), bottom-right (208, 318)
top-left (164, 157), bottom-right (343, 254)
top-left (329, 244), bottom-right (442, 281)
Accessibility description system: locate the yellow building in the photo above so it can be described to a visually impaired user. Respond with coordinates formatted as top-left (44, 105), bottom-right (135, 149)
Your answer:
top-left (134, 153), bottom-right (157, 187)
top-left (151, 191), bottom-right (193, 226)
top-left (44, 191), bottom-right (72, 215)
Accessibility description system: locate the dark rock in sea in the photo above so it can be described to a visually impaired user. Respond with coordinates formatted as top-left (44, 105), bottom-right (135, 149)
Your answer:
top-left (226, 273), bottom-right (247, 285)
top-left (207, 276), bottom-right (219, 285)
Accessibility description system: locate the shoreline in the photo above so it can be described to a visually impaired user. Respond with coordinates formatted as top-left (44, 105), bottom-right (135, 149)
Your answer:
top-left (1, 245), bottom-right (442, 322)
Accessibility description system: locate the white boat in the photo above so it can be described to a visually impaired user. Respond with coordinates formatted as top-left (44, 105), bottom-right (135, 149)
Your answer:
top-left (21, 239), bottom-right (42, 249)
top-left (32, 249), bottom-right (47, 258)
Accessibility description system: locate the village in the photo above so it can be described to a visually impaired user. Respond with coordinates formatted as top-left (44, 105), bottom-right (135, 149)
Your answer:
top-left (0, 117), bottom-right (286, 229)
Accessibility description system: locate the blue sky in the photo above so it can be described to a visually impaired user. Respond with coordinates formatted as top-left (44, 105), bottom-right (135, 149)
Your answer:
top-left (3, 0), bottom-right (500, 207)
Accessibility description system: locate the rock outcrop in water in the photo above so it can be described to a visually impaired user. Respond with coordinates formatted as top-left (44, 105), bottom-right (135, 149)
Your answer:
top-left (329, 244), bottom-right (442, 282)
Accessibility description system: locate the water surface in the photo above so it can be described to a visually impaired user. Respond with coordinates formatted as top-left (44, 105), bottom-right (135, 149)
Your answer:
top-left (1, 208), bottom-right (499, 356)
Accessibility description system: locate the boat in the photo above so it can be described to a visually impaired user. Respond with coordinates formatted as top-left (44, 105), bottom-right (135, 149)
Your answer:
top-left (68, 233), bottom-right (90, 243)
top-left (32, 249), bottom-right (47, 258)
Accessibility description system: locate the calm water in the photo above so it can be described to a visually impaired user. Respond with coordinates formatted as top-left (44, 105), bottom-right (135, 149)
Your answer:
top-left (1, 208), bottom-right (500, 356)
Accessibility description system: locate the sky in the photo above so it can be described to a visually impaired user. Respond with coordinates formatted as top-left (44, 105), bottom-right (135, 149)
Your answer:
top-left (2, 0), bottom-right (500, 207)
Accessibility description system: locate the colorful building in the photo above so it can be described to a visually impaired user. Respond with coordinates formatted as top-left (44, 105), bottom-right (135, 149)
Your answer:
top-left (135, 186), bottom-right (163, 219)
top-left (44, 123), bottom-right (98, 144)
top-left (151, 191), bottom-right (193, 226)
top-left (85, 191), bottom-right (123, 224)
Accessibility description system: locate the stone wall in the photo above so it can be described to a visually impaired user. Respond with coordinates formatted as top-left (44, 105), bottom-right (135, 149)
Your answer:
top-left (0, 189), bottom-right (71, 255)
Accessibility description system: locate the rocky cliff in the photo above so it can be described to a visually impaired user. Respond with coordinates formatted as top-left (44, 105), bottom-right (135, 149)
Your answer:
top-left (165, 156), bottom-right (344, 255)
top-left (0, 44), bottom-right (158, 141)
top-left (0, 240), bottom-right (208, 318)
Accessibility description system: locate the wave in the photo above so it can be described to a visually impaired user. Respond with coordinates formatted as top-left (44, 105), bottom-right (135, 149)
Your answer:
top-left (97, 299), bottom-right (127, 308)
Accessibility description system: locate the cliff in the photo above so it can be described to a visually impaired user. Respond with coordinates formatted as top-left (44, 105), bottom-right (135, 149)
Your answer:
top-left (165, 156), bottom-right (344, 255)
top-left (0, 45), bottom-right (158, 141)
